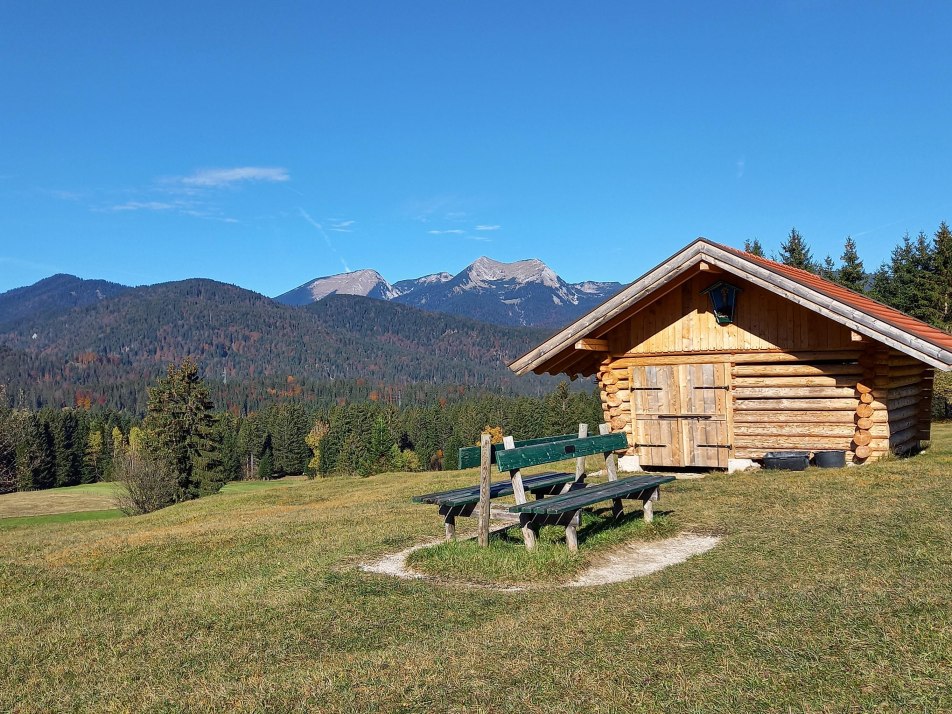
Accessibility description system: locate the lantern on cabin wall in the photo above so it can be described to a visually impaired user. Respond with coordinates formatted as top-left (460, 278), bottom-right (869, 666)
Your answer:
top-left (702, 281), bottom-right (741, 325)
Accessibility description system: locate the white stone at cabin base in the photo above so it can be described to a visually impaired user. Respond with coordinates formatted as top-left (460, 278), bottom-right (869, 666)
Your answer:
top-left (728, 458), bottom-right (759, 474)
top-left (618, 455), bottom-right (643, 472)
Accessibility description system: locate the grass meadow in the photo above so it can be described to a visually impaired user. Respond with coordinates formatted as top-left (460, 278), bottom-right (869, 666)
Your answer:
top-left (1, 425), bottom-right (950, 712)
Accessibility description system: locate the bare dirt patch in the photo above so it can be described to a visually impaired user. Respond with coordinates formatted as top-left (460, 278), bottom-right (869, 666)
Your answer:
top-left (359, 532), bottom-right (721, 589)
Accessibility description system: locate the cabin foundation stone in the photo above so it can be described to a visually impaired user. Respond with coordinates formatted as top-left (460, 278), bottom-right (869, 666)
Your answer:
top-left (618, 454), bottom-right (642, 472)
top-left (728, 458), bottom-right (758, 474)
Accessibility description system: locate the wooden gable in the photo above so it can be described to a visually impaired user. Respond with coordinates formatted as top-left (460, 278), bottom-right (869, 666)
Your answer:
top-left (607, 272), bottom-right (857, 356)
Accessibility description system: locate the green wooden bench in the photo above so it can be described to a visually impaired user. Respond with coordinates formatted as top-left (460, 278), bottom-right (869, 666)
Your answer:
top-left (488, 426), bottom-right (634, 550)
top-left (412, 471), bottom-right (580, 538)
top-left (507, 474), bottom-right (676, 551)
top-left (414, 423), bottom-right (634, 547)
top-left (413, 425), bottom-right (618, 540)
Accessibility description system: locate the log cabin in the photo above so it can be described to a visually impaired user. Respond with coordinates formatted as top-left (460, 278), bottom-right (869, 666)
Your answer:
top-left (510, 239), bottom-right (952, 469)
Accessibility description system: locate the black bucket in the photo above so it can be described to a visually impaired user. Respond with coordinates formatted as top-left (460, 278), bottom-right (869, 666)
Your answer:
top-left (763, 451), bottom-right (810, 471)
top-left (813, 450), bottom-right (847, 468)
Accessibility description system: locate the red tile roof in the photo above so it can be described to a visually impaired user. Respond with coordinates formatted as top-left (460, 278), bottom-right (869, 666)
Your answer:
top-left (714, 241), bottom-right (952, 356)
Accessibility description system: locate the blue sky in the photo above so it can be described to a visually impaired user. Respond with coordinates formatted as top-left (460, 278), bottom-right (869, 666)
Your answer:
top-left (2, 1), bottom-right (951, 295)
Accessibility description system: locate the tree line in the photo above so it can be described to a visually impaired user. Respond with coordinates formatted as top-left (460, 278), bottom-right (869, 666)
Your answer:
top-left (0, 372), bottom-right (601, 497)
top-left (744, 221), bottom-right (952, 330)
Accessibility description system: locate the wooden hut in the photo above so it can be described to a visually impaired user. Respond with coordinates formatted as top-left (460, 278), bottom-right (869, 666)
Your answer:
top-left (511, 239), bottom-right (952, 469)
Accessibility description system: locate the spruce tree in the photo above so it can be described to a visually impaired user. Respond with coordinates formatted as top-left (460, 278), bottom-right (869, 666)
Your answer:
top-left (934, 221), bottom-right (952, 328)
top-left (836, 236), bottom-right (866, 293)
top-left (778, 227), bottom-right (815, 271)
top-left (257, 435), bottom-right (274, 479)
top-left (907, 232), bottom-right (943, 326)
top-left (819, 255), bottom-right (837, 281)
top-left (143, 358), bottom-right (217, 500)
top-left (743, 238), bottom-right (765, 257)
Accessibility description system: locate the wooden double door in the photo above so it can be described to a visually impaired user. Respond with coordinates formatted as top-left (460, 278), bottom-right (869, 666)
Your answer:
top-left (630, 362), bottom-right (732, 468)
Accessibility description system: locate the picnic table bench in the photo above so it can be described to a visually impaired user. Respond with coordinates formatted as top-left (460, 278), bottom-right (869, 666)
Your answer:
top-left (414, 424), bottom-right (674, 550)
top-left (507, 474), bottom-right (676, 552)
top-left (412, 429), bottom-right (593, 540)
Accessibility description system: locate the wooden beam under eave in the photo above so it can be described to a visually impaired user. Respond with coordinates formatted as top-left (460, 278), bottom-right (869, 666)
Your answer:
top-left (699, 261), bottom-right (723, 273)
top-left (575, 338), bottom-right (609, 351)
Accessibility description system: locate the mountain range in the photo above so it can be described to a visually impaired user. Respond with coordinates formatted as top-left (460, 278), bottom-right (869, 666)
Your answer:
top-left (0, 254), bottom-right (622, 413)
top-left (274, 256), bottom-right (623, 328)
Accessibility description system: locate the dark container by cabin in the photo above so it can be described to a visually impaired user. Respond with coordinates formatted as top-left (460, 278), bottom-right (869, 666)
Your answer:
top-left (763, 451), bottom-right (810, 471)
top-left (813, 450), bottom-right (847, 468)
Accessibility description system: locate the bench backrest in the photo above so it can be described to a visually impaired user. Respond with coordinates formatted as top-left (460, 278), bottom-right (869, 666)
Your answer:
top-left (495, 432), bottom-right (627, 472)
top-left (457, 433), bottom-right (577, 470)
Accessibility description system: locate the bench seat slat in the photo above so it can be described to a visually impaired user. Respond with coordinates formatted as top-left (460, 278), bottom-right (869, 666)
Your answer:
top-left (509, 475), bottom-right (675, 515)
top-left (412, 471), bottom-right (575, 507)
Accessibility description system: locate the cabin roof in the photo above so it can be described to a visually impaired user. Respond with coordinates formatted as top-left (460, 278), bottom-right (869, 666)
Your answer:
top-left (510, 238), bottom-right (952, 376)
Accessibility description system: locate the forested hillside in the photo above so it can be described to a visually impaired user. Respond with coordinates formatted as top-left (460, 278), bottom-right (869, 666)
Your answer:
top-left (0, 274), bottom-right (129, 332)
top-left (0, 280), bottom-right (560, 413)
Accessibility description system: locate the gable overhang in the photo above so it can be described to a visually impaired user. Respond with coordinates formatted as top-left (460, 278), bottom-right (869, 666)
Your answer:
top-left (510, 238), bottom-right (952, 376)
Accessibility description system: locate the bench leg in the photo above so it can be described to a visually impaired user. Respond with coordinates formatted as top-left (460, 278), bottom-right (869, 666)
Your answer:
top-left (444, 515), bottom-right (456, 540)
top-left (611, 498), bottom-right (624, 520)
top-left (565, 511), bottom-right (580, 552)
top-left (519, 515), bottom-right (538, 551)
top-left (643, 488), bottom-right (659, 523)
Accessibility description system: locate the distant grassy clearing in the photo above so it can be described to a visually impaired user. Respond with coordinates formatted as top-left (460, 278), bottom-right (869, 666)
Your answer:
top-left (0, 425), bottom-right (949, 712)
top-left (0, 482), bottom-right (119, 519)
top-left (0, 476), bottom-right (304, 520)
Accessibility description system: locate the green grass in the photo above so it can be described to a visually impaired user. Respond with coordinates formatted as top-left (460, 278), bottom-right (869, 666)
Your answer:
top-left (0, 425), bottom-right (950, 712)
top-left (0, 508), bottom-right (123, 530)
top-left (408, 511), bottom-right (678, 585)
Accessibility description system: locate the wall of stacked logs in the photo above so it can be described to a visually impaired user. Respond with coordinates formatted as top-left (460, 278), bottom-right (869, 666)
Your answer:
top-left (597, 347), bottom-right (934, 466)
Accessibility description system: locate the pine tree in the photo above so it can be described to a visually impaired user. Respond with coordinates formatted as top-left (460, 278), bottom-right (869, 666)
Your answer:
top-left (934, 221), bottom-right (952, 328)
top-left (16, 415), bottom-right (55, 490)
top-left (143, 358), bottom-right (217, 500)
top-left (906, 232), bottom-right (942, 326)
top-left (367, 415), bottom-right (394, 474)
top-left (819, 255), bottom-right (837, 281)
top-left (836, 236), bottom-right (866, 293)
top-left (743, 238), bottom-right (765, 257)
top-left (257, 435), bottom-right (274, 479)
top-left (778, 227), bottom-right (815, 271)
top-left (51, 410), bottom-right (82, 487)
top-left (216, 415), bottom-right (241, 482)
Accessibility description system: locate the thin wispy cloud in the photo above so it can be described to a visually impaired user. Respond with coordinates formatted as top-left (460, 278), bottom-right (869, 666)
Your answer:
top-left (406, 196), bottom-right (469, 223)
top-left (854, 218), bottom-right (908, 238)
top-left (736, 158), bottom-right (745, 179)
top-left (428, 229), bottom-right (465, 235)
top-left (330, 219), bottom-right (355, 232)
top-left (110, 201), bottom-right (178, 212)
top-left (475, 224), bottom-right (501, 231)
top-left (300, 208), bottom-right (350, 272)
top-left (180, 166), bottom-right (290, 187)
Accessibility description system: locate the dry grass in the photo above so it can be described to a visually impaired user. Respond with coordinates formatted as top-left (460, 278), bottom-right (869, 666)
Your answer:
top-left (0, 426), bottom-right (950, 712)
top-left (0, 482), bottom-right (119, 518)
